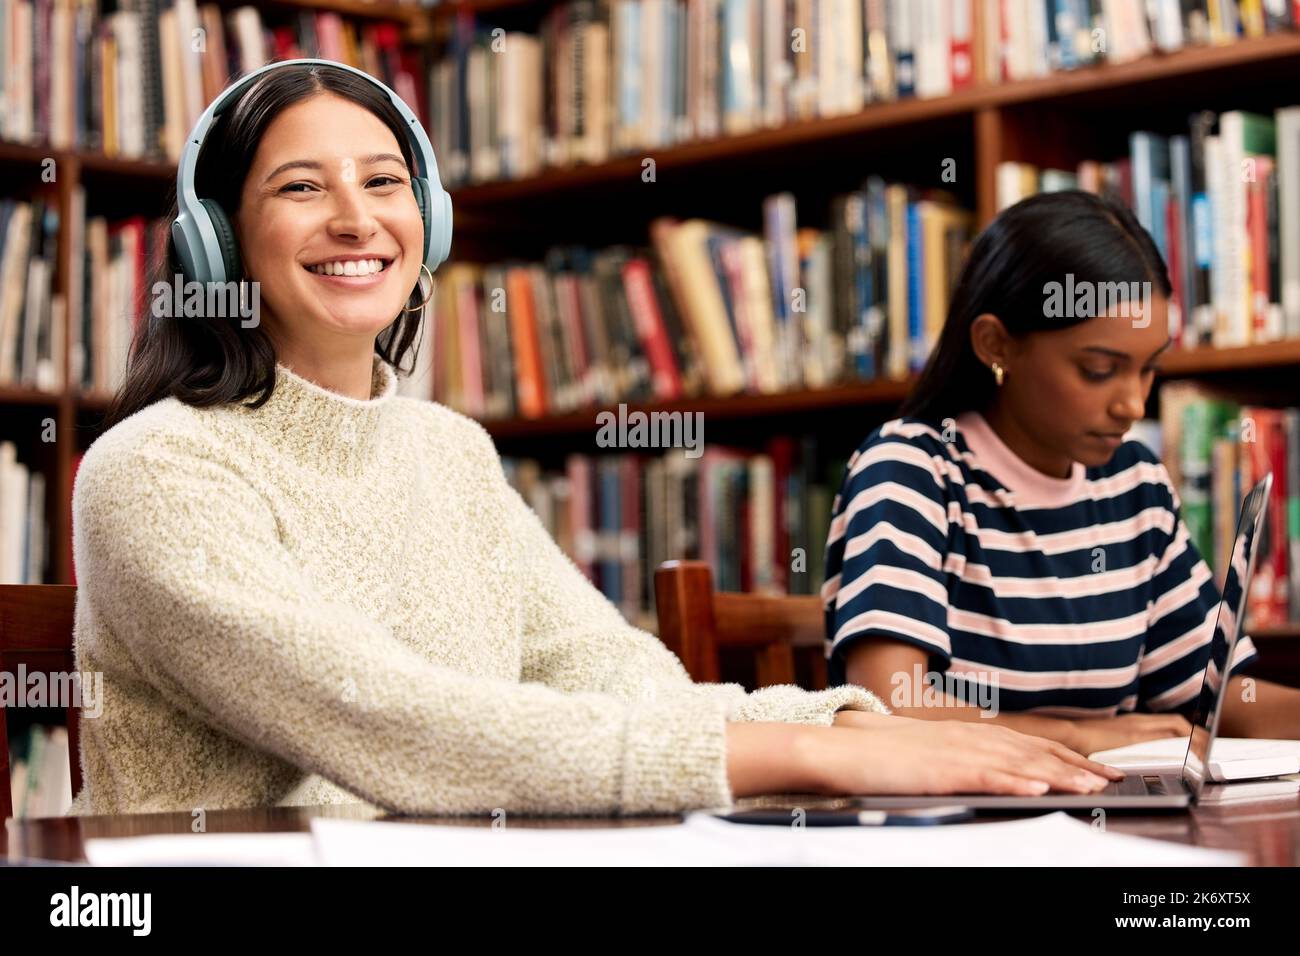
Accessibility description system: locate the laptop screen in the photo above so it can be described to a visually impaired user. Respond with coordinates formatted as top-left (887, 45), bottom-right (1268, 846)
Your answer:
top-left (1179, 472), bottom-right (1272, 796)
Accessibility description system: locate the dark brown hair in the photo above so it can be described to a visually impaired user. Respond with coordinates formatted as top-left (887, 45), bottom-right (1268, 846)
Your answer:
top-left (899, 190), bottom-right (1172, 425)
top-left (103, 62), bottom-right (428, 430)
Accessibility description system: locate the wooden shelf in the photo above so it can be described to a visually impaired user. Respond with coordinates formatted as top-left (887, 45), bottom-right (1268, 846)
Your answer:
top-left (1251, 624), bottom-right (1300, 640)
top-left (426, 0), bottom-right (538, 19)
top-left (58, 335), bottom-right (1300, 440)
top-left (990, 32), bottom-right (1300, 108)
top-left (449, 92), bottom-right (984, 206)
top-left (271, 0), bottom-right (427, 20)
top-left (479, 378), bottom-right (915, 439)
top-left (5, 27), bottom-right (1300, 587)
top-left (449, 32), bottom-right (1300, 207)
top-left (75, 393), bottom-right (113, 413)
top-left (0, 386), bottom-right (63, 407)
top-left (4, 33), bottom-right (1298, 201)
top-left (1158, 339), bottom-right (1300, 376)
top-left (470, 337), bottom-right (1300, 440)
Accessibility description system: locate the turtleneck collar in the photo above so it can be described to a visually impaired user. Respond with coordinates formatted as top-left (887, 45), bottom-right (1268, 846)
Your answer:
top-left (236, 353), bottom-right (397, 477)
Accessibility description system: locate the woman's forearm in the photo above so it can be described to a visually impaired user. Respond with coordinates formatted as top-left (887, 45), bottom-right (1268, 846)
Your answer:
top-left (725, 722), bottom-right (825, 797)
top-left (1220, 677), bottom-right (1300, 739)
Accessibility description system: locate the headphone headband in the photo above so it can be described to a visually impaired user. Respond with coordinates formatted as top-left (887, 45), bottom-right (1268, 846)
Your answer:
top-left (173, 58), bottom-right (452, 284)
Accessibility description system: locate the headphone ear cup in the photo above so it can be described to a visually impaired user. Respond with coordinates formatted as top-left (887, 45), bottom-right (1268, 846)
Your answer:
top-left (200, 198), bottom-right (242, 283)
top-left (411, 177), bottom-right (433, 268)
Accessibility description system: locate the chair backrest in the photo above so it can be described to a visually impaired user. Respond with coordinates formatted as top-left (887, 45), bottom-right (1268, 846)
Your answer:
top-left (654, 560), bottom-right (828, 690)
top-left (0, 585), bottom-right (81, 819)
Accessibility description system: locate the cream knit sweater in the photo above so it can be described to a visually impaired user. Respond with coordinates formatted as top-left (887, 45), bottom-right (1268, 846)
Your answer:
top-left (68, 354), bottom-right (886, 818)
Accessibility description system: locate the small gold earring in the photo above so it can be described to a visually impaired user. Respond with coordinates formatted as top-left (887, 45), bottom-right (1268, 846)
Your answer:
top-left (992, 362), bottom-right (1005, 386)
top-left (402, 263), bottom-right (435, 314)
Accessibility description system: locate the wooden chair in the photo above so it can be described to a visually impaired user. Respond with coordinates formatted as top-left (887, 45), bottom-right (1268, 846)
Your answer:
top-left (654, 560), bottom-right (828, 690)
top-left (0, 585), bottom-right (82, 819)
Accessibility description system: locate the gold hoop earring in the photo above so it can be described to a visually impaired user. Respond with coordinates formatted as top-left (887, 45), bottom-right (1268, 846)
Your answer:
top-left (402, 263), bottom-right (435, 314)
top-left (991, 362), bottom-right (1004, 386)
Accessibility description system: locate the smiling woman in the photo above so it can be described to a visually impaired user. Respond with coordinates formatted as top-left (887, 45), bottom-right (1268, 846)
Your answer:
top-left (69, 60), bottom-right (1122, 820)
top-left (103, 64), bottom-right (439, 424)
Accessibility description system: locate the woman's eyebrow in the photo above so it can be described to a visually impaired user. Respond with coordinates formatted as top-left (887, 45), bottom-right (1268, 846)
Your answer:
top-left (262, 154), bottom-right (408, 184)
top-left (1080, 337), bottom-right (1174, 362)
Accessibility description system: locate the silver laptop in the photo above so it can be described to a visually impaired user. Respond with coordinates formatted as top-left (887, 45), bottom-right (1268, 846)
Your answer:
top-left (849, 472), bottom-right (1274, 812)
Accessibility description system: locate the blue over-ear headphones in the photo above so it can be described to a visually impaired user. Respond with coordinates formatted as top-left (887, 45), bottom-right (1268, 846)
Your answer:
top-left (171, 58), bottom-right (453, 285)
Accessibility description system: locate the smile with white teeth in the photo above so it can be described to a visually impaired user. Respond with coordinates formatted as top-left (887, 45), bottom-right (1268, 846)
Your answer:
top-left (306, 258), bottom-right (390, 276)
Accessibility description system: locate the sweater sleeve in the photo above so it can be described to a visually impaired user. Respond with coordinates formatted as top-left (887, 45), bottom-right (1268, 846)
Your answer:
top-left (496, 451), bottom-right (888, 724)
top-left (74, 427), bottom-right (734, 816)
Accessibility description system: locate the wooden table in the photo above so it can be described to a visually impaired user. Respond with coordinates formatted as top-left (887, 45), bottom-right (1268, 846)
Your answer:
top-left (5, 791), bottom-right (1300, 865)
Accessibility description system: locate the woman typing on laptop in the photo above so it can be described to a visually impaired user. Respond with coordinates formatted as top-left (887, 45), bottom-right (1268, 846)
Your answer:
top-left (69, 61), bottom-right (1121, 820)
top-left (823, 191), bottom-right (1300, 757)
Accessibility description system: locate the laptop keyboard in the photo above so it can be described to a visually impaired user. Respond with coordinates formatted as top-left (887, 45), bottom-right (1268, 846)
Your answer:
top-left (1102, 775), bottom-right (1155, 797)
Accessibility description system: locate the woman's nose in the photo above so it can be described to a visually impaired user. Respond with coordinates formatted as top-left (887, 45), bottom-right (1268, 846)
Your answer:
top-left (1112, 377), bottom-right (1147, 422)
top-left (326, 185), bottom-right (379, 240)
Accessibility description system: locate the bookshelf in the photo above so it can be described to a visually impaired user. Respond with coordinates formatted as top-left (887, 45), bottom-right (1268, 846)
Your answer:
top-left (1, 5), bottom-right (1299, 647)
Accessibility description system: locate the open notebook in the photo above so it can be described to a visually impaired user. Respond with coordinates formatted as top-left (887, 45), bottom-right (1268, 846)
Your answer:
top-left (1090, 736), bottom-right (1300, 782)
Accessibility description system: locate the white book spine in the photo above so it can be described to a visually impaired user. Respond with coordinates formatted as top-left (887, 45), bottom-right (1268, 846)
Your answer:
top-left (1276, 108), bottom-right (1300, 337)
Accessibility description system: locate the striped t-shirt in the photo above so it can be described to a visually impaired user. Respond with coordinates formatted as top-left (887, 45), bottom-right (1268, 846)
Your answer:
top-left (821, 411), bottom-right (1258, 717)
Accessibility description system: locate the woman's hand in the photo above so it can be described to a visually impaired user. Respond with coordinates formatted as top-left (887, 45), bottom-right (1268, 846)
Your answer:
top-left (1066, 713), bottom-right (1193, 756)
top-left (832, 709), bottom-right (921, 729)
top-left (726, 717), bottom-right (1125, 799)
top-left (811, 719), bottom-right (1123, 796)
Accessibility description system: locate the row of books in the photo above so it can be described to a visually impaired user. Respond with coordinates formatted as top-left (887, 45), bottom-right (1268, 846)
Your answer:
top-left (6, 723), bottom-right (73, 819)
top-left (1160, 384), bottom-right (1300, 629)
top-left (0, 196), bottom-right (63, 390)
top-left (0, 440), bottom-right (48, 585)
top-left (432, 0), bottom-right (981, 185)
top-left (500, 408), bottom-right (1299, 631)
top-left (69, 201), bottom-right (165, 397)
top-left (5, 0), bottom-right (1298, 178)
top-left (0, 0), bottom-right (424, 162)
top-left (1, 188), bottom-right (169, 396)
top-left (0, 194), bottom-right (161, 397)
top-left (502, 438), bottom-right (843, 627)
top-left (416, 183), bottom-right (973, 418)
top-left (991, 0), bottom-right (1300, 80)
top-left (433, 0), bottom-right (1300, 187)
top-left (997, 105), bottom-right (1300, 348)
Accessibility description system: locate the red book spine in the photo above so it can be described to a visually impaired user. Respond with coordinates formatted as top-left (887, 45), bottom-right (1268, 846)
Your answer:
top-left (505, 268), bottom-right (547, 418)
top-left (1246, 159), bottom-right (1272, 342)
top-left (950, 1), bottom-right (973, 90)
top-left (621, 258), bottom-right (683, 399)
top-left (1245, 409), bottom-right (1289, 628)
top-left (768, 436), bottom-right (793, 592)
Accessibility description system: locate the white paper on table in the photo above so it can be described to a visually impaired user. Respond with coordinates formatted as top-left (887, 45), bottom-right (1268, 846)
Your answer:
top-left (83, 832), bottom-right (319, 867)
top-left (684, 813), bottom-right (1244, 866)
top-left (309, 816), bottom-right (778, 866)
top-left (1090, 736), bottom-right (1300, 777)
top-left (309, 810), bottom-right (1244, 867)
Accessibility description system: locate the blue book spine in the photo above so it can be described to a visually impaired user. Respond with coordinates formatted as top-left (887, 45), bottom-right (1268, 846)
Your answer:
top-left (706, 233), bottom-right (742, 348)
top-left (850, 193), bottom-right (873, 379)
top-left (598, 461), bottom-right (622, 602)
top-left (906, 203), bottom-right (924, 373)
top-left (621, 1), bottom-right (643, 142)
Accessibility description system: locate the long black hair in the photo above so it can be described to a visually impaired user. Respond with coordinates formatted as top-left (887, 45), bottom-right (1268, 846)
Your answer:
top-left (103, 62), bottom-right (429, 431)
top-left (899, 190), bottom-right (1172, 425)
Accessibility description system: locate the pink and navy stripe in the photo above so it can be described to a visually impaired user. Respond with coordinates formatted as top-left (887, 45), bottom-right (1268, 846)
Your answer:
top-left (821, 411), bottom-right (1258, 716)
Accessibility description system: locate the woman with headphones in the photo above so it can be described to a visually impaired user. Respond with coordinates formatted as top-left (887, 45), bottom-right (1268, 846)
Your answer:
top-left (68, 60), bottom-right (1118, 817)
